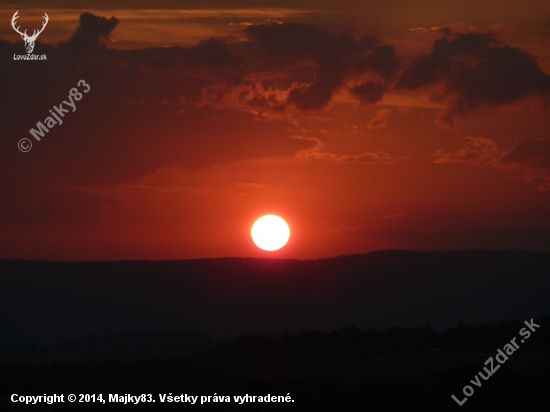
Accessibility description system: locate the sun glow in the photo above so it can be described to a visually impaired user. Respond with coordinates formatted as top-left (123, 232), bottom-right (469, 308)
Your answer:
top-left (251, 215), bottom-right (290, 251)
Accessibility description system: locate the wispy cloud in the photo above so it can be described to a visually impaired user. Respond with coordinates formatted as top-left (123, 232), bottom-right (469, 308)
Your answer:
top-left (435, 137), bottom-right (550, 190)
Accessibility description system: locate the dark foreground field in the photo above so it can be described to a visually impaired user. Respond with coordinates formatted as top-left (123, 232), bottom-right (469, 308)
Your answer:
top-left (1, 250), bottom-right (550, 410)
top-left (2, 318), bottom-right (550, 411)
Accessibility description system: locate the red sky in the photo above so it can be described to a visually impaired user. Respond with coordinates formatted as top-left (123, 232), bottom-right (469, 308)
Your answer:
top-left (1, 0), bottom-right (550, 260)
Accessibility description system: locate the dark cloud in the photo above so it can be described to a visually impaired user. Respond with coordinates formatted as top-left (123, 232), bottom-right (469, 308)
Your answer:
top-left (247, 23), bottom-right (345, 110)
top-left (500, 138), bottom-right (550, 168)
top-left (1, 14), bottom-right (321, 193)
top-left (245, 23), bottom-right (397, 110)
top-left (287, 81), bottom-right (335, 110)
top-left (350, 81), bottom-right (386, 105)
top-left (500, 138), bottom-right (550, 190)
top-left (354, 44), bottom-right (398, 79)
top-left (138, 39), bottom-right (239, 74)
top-left (60, 12), bottom-right (119, 53)
top-left (433, 137), bottom-right (499, 165)
top-left (185, 38), bottom-right (241, 70)
top-left (397, 32), bottom-right (550, 130)
top-left (131, 22), bottom-right (396, 111)
top-left (367, 108), bottom-right (393, 130)
top-left (245, 23), bottom-right (330, 64)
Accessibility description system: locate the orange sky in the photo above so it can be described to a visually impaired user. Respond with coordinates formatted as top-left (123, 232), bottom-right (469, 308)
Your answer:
top-left (1, 0), bottom-right (550, 259)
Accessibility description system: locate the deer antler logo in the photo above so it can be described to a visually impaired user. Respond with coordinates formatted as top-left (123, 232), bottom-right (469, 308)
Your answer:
top-left (11, 10), bottom-right (49, 54)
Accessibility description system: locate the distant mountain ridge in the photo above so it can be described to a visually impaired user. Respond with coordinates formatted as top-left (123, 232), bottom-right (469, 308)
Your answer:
top-left (1, 250), bottom-right (549, 345)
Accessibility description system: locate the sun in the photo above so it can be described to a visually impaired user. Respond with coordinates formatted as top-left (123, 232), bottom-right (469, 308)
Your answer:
top-left (251, 215), bottom-right (290, 251)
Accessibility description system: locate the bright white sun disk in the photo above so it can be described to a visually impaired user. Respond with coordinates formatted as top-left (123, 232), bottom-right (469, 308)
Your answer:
top-left (251, 215), bottom-right (290, 251)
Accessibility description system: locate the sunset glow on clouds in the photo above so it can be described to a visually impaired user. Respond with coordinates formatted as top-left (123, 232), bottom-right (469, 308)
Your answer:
top-left (1, 0), bottom-right (550, 259)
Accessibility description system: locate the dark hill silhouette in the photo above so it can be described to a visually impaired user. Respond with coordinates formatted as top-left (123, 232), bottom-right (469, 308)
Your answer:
top-left (1, 250), bottom-right (549, 345)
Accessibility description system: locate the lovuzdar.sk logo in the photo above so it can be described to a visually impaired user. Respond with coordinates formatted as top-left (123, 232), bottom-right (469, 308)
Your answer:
top-left (11, 10), bottom-right (48, 60)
